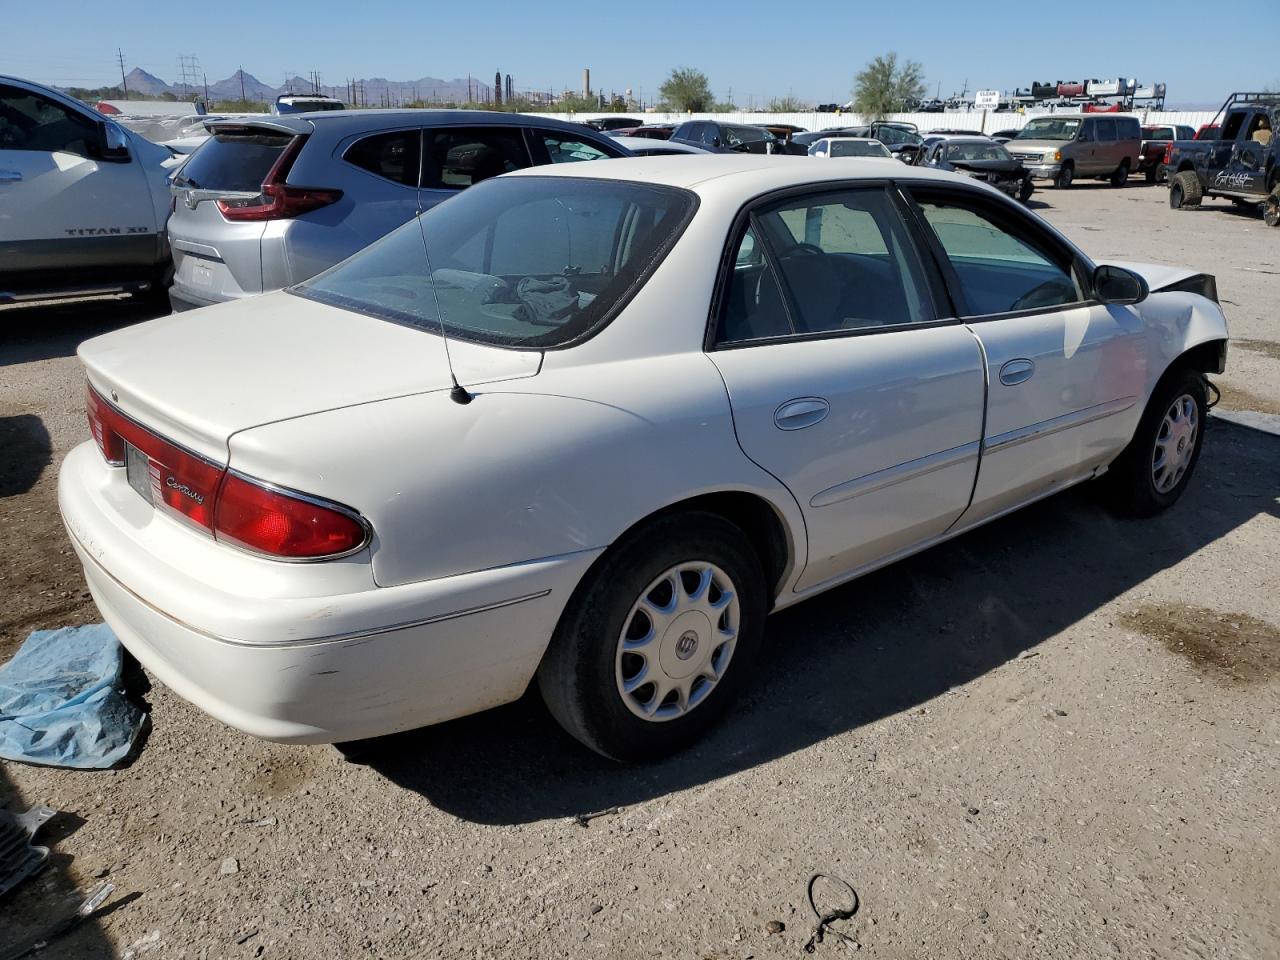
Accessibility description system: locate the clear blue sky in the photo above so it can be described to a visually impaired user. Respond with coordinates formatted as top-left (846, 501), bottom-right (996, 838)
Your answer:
top-left (5, 0), bottom-right (1274, 108)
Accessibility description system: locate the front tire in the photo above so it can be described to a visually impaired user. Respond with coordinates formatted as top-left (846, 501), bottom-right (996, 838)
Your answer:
top-left (1265, 184), bottom-right (1280, 228)
top-left (1019, 176), bottom-right (1034, 203)
top-left (1055, 163), bottom-right (1074, 189)
top-left (537, 512), bottom-right (767, 762)
top-left (1102, 368), bottom-right (1207, 517)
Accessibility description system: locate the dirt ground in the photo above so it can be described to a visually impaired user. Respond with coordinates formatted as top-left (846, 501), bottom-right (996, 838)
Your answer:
top-left (2, 181), bottom-right (1278, 960)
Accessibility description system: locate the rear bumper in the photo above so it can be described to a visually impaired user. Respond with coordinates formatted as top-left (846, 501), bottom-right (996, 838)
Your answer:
top-left (168, 287), bottom-right (222, 312)
top-left (58, 441), bottom-right (600, 743)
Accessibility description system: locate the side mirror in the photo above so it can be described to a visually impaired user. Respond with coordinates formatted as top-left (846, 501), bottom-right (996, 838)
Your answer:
top-left (1093, 264), bottom-right (1148, 305)
top-left (99, 122), bottom-right (131, 162)
top-left (711, 136), bottom-right (722, 148)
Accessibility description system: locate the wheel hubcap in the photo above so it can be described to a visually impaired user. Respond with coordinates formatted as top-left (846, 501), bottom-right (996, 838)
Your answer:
top-left (615, 562), bottom-right (740, 722)
top-left (1152, 393), bottom-right (1198, 494)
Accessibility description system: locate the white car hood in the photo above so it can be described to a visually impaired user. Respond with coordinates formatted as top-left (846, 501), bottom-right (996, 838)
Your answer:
top-left (79, 291), bottom-right (540, 462)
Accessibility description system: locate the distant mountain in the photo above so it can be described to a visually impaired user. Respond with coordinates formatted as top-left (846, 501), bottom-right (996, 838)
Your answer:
top-left (207, 70), bottom-right (278, 102)
top-left (124, 67), bottom-right (171, 97)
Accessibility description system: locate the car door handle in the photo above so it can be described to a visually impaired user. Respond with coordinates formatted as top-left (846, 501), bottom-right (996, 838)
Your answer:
top-left (774, 397), bottom-right (830, 431)
top-left (0, 170), bottom-right (22, 183)
top-left (999, 358), bottom-right (1036, 386)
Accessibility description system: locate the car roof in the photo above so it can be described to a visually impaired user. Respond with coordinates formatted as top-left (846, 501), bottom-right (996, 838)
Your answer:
top-left (508, 154), bottom-right (963, 193)
top-left (611, 136), bottom-right (707, 153)
top-left (206, 109), bottom-right (604, 136)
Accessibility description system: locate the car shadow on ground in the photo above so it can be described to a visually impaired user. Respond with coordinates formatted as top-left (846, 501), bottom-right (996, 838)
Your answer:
top-left (0, 766), bottom-right (118, 958)
top-left (362, 419), bottom-right (1280, 825)
top-left (0, 295), bottom-right (168, 368)
top-left (0, 415), bottom-right (52, 497)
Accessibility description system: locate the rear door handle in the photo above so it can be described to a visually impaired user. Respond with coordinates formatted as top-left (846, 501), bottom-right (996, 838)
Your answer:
top-left (0, 170), bottom-right (22, 183)
top-left (774, 397), bottom-right (830, 431)
top-left (999, 358), bottom-right (1035, 386)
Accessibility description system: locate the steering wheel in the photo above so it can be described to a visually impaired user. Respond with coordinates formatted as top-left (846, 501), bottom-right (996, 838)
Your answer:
top-left (1010, 279), bottom-right (1074, 312)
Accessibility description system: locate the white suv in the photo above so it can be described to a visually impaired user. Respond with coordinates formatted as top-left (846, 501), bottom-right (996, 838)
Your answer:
top-left (0, 75), bottom-right (176, 304)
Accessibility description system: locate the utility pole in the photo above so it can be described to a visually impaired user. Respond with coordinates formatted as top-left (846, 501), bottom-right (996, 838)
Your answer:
top-left (203, 72), bottom-right (209, 104)
top-left (239, 65), bottom-right (246, 104)
top-left (117, 48), bottom-right (129, 99)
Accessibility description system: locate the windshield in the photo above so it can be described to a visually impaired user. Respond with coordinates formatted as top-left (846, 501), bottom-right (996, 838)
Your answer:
top-left (724, 125), bottom-right (773, 146)
top-left (829, 139), bottom-right (891, 157)
top-left (295, 176), bottom-right (695, 348)
top-left (1015, 119), bottom-right (1080, 142)
top-left (947, 141), bottom-right (1012, 162)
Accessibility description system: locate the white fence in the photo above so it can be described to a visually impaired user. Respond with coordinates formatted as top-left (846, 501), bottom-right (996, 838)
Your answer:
top-left (529, 110), bottom-right (1218, 135)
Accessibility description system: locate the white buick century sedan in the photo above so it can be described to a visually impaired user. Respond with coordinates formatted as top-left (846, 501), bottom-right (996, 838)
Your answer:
top-left (60, 156), bottom-right (1228, 761)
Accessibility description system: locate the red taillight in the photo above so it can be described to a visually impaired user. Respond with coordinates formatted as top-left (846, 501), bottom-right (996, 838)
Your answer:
top-left (1162, 143), bottom-right (1173, 164)
top-left (85, 384), bottom-right (367, 558)
top-left (213, 473), bottom-right (368, 559)
top-left (216, 183), bottom-right (343, 221)
top-left (214, 134), bottom-right (342, 222)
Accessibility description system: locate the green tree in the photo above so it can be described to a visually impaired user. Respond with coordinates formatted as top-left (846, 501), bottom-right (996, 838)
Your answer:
top-left (767, 95), bottom-right (809, 112)
top-left (557, 93), bottom-right (599, 113)
top-left (853, 53), bottom-right (926, 119)
top-left (659, 67), bottom-right (714, 112)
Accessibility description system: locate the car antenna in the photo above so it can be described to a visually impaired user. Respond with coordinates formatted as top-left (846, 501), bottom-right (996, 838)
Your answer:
top-left (415, 214), bottom-right (472, 405)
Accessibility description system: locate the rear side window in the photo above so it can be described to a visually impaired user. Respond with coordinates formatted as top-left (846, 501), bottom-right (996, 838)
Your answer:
top-left (1118, 118), bottom-right (1140, 139)
top-left (1096, 118), bottom-right (1117, 141)
top-left (0, 84), bottom-right (98, 157)
top-left (344, 130), bottom-right (420, 187)
top-left (423, 127), bottom-right (530, 190)
top-left (174, 129), bottom-right (293, 191)
top-left (719, 188), bottom-right (934, 344)
top-left (296, 176), bottom-right (695, 348)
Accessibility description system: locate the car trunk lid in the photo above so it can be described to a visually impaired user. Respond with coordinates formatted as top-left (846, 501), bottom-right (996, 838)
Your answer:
top-left (79, 291), bottom-right (541, 462)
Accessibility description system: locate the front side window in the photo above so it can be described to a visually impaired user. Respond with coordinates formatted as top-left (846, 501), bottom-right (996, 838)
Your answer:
top-left (0, 84), bottom-right (98, 156)
top-left (533, 131), bottom-right (613, 163)
top-left (343, 130), bottom-right (420, 187)
top-left (422, 127), bottom-right (530, 190)
top-left (913, 193), bottom-right (1081, 316)
top-left (297, 177), bottom-right (694, 348)
top-left (718, 188), bottom-right (934, 344)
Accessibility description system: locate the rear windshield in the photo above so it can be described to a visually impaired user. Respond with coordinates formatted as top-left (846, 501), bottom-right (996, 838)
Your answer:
top-left (173, 130), bottom-right (293, 191)
top-left (276, 100), bottom-right (344, 114)
top-left (1143, 126), bottom-right (1175, 140)
top-left (829, 139), bottom-right (890, 157)
top-left (295, 176), bottom-right (696, 349)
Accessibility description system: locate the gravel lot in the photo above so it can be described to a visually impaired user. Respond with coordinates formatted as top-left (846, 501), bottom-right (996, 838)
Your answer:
top-left (2, 181), bottom-right (1278, 960)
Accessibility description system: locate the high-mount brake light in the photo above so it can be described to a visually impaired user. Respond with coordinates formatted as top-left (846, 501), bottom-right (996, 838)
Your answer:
top-left (85, 384), bottom-right (368, 558)
top-left (215, 134), bottom-right (342, 222)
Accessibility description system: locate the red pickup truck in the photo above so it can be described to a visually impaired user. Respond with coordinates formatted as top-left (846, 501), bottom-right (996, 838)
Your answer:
top-left (1138, 124), bottom-right (1197, 183)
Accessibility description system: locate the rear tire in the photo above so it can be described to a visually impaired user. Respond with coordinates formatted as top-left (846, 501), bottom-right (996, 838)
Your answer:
top-left (1110, 160), bottom-right (1130, 187)
top-left (1055, 163), bottom-right (1074, 189)
top-left (1144, 166), bottom-right (1157, 184)
top-left (1169, 170), bottom-right (1202, 209)
top-left (537, 511), bottom-right (768, 762)
top-left (1265, 184), bottom-right (1280, 228)
top-left (1018, 176), bottom-right (1034, 203)
top-left (1102, 368), bottom-right (1207, 518)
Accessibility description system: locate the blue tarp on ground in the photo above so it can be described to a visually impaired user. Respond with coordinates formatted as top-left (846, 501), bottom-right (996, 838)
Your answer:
top-left (0, 624), bottom-right (145, 769)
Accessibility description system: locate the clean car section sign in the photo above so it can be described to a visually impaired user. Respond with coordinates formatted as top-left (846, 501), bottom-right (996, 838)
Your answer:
top-left (974, 90), bottom-right (1000, 109)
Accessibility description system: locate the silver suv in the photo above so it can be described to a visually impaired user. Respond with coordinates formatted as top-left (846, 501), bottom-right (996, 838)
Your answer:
top-left (167, 110), bottom-right (629, 311)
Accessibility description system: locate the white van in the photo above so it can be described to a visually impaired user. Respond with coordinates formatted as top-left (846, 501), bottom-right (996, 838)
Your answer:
top-left (0, 75), bottom-right (175, 304)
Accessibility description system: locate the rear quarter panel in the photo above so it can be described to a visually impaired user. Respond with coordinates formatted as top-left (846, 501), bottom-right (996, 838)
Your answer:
top-left (225, 352), bottom-right (806, 590)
